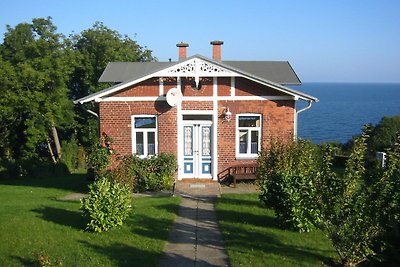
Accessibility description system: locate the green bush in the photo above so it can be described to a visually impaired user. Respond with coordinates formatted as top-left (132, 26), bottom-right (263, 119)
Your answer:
top-left (61, 135), bottom-right (86, 172)
top-left (110, 156), bottom-right (137, 192)
top-left (315, 129), bottom-right (400, 266)
top-left (86, 133), bottom-right (114, 179)
top-left (368, 115), bottom-right (400, 153)
top-left (258, 140), bottom-right (321, 232)
top-left (131, 153), bottom-right (177, 192)
top-left (80, 178), bottom-right (132, 232)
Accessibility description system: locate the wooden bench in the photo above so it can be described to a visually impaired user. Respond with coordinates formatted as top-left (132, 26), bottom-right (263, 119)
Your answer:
top-left (229, 164), bottom-right (257, 187)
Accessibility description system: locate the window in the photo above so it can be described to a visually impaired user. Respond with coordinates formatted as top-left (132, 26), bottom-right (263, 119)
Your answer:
top-left (132, 116), bottom-right (157, 157)
top-left (236, 114), bottom-right (261, 158)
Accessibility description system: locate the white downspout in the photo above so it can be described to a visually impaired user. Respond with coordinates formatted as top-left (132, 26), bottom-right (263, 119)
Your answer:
top-left (294, 100), bottom-right (313, 140)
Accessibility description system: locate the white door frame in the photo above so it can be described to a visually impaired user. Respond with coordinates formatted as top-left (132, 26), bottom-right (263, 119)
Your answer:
top-left (181, 120), bottom-right (213, 179)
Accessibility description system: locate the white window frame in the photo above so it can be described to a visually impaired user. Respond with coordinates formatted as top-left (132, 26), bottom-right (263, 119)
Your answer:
top-left (131, 115), bottom-right (158, 158)
top-left (236, 113), bottom-right (262, 159)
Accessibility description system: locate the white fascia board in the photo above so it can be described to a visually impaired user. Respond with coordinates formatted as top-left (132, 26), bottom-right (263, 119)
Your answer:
top-left (98, 95), bottom-right (295, 102)
top-left (77, 74), bottom-right (158, 104)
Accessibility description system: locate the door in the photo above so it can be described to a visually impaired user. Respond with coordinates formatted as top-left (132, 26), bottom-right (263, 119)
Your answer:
top-left (182, 121), bottom-right (212, 178)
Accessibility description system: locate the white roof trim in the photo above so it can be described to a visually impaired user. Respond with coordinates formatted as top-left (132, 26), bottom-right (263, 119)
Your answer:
top-left (74, 55), bottom-right (318, 104)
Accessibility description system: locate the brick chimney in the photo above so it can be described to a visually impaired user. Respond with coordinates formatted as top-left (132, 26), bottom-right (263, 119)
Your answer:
top-left (176, 42), bottom-right (189, 60)
top-left (210, 40), bottom-right (224, 60)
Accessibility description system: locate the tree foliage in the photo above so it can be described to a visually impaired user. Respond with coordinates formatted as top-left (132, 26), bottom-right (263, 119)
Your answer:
top-left (258, 140), bottom-right (321, 232)
top-left (0, 17), bottom-right (155, 170)
top-left (368, 115), bottom-right (400, 153)
top-left (68, 22), bottom-right (155, 147)
top-left (316, 128), bottom-right (400, 266)
top-left (0, 17), bottom-right (74, 160)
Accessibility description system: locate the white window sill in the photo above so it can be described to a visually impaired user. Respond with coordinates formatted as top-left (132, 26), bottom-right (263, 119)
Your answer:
top-left (235, 155), bottom-right (258, 160)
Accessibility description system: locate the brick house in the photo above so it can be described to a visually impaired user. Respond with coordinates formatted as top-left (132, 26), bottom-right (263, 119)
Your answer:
top-left (75, 41), bottom-right (318, 181)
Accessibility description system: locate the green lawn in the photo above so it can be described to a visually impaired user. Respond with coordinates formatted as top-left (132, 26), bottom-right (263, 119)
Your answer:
top-left (216, 194), bottom-right (337, 267)
top-left (0, 174), bottom-right (180, 267)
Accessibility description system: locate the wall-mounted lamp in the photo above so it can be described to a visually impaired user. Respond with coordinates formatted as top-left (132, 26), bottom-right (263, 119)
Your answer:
top-left (223, 107), bottom-right (232, 122)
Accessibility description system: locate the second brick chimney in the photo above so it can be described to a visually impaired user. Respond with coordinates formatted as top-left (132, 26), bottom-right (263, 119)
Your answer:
top-left (210, 40), bottom-right (224, 60)
top-left (176, 42), bottom-right (189, 60)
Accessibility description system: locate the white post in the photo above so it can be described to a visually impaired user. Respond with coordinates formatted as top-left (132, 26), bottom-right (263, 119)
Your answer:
top-left (212, 77), bottom-right (218, 181)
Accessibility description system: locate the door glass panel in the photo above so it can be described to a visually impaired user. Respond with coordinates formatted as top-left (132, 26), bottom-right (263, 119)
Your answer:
top-left (202, 126), bottom-right (211, 156)
top-left (239, 130), bottom-right (248, 153)
top-left (136, 132), bottom-right (144, 155)
top-left (147, 132), bottom-right (155, 155)
top-left (184, 126), bottom-right (193, 156)
top-left (251, 131), bottom-right (259, 154)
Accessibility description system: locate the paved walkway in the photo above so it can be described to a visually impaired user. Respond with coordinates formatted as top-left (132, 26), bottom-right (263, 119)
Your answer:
top-left (159, 182), bottom-right (230, 267)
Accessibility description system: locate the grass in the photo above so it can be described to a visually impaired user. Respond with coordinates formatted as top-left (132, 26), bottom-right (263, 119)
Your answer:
top-left (0, 174), bottom-right (180, 267)
top-left (216, 194), bottom-right (337, 267)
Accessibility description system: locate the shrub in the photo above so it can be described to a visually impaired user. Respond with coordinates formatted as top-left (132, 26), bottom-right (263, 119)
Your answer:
top-left (258, 139), bottom-right (321, 232)
top-left (61, 135), bottom-right (86, 172)
top-left (80, 177), bottom-right (132, 232)
top-left (86, 132), bottom-right (114, 179)
top-left (368, 115), bottom-right (400, 153)
top-left (315, 128), bottom-right (400, 266)
top-left (34, 251), bottom-right (63, 267)
top-left (110, 156), bottom-right (137, 192)
top-left (131, 153), bottom-right (177, 192)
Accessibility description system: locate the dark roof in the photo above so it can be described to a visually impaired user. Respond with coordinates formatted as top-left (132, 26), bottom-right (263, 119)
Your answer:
top-left (75, 55), bottom-right (317, 104)
top-left (222, 61), bottom-right (300, 85)
top-left (99, 60), bottom-right (301, 85)
top-left (99, 62), bottom-right (175, 83)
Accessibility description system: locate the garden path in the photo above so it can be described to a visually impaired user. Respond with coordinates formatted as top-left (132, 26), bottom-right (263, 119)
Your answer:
top-left (159, 181), bottom-right (230, 267)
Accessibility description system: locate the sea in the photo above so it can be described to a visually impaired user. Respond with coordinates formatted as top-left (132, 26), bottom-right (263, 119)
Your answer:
top-left (292, 83), bottom-right (400, 144)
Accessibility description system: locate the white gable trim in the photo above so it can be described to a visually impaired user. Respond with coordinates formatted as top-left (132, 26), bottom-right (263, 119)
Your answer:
top-left (156, 57), bottom-right (238, 78)
top-left (75, 55), bottom-right (317, 104)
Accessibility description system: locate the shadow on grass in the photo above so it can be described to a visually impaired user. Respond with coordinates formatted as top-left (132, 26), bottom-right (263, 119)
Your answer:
top-left (129, 202), bottom-right (180, 240)
top-left (0, 173), bottom-right (89, 193)
top-left (11, 256), bottom-right (35, 267)
top-left (32, 206), bottom-right (86, 230)
top-left (216, 194), bottom-right (335, 265)
top-left (79, 240), bottom-right (163, 267)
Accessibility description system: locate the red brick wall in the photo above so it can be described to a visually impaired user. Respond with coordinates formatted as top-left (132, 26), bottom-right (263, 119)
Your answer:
top-left (99, 76), bottom-right (295, 177)
top-left (112, 78), bottom-right (160, 97)
top-left (217, 100), bottom-right (295, 175)
top-left (235, 77), bottom-right (286, 96)
top-left (218, 77), bottom-right (231, 96)
top-left (99, 101), bottom-right (177, 160)
top-left (181, 77), bottom-right (213, 96)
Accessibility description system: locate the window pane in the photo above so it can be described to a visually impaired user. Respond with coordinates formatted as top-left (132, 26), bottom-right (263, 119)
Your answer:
top-left (135, 117), bottom-right (156, 128)
top-left (147, 132), bottom-right (155, 155)
top-left (238, 116), bottom-right (260, 127)
top-left (136, 132), bottom-right (144, 155)
top-left (251, 131), bottom-right (259, 154)
top-left (239, 130), bottom-right (248, 154)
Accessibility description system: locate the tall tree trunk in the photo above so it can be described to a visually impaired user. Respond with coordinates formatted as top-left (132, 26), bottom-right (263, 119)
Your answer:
top-left (47, 138), bottom-right (57, 164)
top-left (51, 121), bottom-right (62, 160)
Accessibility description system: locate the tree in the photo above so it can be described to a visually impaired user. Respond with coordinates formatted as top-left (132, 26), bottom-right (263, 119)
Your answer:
top-left (258, 140), bottom-right (321, 232)
top-left (68, 22), bottom-right (155, 147)
top-left (368, 115), bottom-right (400, 153)
top-left (315, 127), bottom-right (400, 266)
top-left (0, 17), bottom-right (74, 161)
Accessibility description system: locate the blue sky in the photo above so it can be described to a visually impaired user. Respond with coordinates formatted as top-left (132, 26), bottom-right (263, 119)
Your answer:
top-left (1, 0), bottom-right (399, 83)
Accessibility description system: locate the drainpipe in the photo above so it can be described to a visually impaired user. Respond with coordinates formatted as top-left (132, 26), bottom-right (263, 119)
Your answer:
top-left (83, 107), bottom-right (99, 118)
top-left (294, 100), bottom-right (313, 140)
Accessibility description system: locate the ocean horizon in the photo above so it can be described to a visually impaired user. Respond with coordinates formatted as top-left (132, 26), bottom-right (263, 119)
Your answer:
top-left (292, 82), bottom-right (400, 144)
